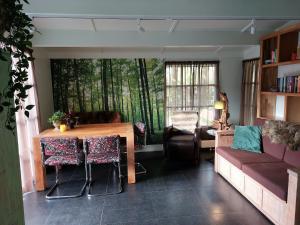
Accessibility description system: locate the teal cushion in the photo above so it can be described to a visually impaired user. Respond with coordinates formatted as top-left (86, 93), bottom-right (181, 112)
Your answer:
top-left (232, 126), bottom-right (262, 153)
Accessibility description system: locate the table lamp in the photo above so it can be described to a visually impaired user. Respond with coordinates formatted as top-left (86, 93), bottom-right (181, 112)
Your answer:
top-left (214, 101), bottom-right (224, 110)
top-left (214, 92), bottom-right (231, 130)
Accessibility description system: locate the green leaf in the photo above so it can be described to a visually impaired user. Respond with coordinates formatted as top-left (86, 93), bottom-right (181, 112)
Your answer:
top-left (0, 106), bottom-right (3, 113)
top-left (2, 101), bottom-right (11, 106)
top-left (5, 125), bottom-right (13, 130)
top-left (25, 104), bottom-right (34, 110)
top-left (24, 110), bottom-right (29, 118)
top-left (24, 84), bottom-right (32, 90)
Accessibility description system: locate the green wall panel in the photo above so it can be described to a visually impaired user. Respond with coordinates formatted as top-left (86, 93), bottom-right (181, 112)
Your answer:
top-left (0, 55), bottom-right (25, 225)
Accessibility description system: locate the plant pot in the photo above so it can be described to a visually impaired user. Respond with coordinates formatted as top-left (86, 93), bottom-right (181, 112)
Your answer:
top-left (53, 121), bottom-right (61, 131)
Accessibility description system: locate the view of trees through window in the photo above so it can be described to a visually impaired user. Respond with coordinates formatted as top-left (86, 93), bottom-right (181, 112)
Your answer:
top-left (165, 62), bottom-right (219, 126)
top-left (51, 58), bottom-right (164, 144)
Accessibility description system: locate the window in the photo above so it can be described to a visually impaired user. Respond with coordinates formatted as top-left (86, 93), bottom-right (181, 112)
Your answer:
top-left (165, 61), bottom-right (219, 126)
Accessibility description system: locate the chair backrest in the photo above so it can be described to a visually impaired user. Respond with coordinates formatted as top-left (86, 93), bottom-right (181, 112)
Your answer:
top-left (40, 137), bottom-right (80, 156)
top-left (171, 111), bottom-right (199, 133)
top-left (84, 135), bottom-right (120, 156)
top-left (135, 122), bottom-right (146, 134)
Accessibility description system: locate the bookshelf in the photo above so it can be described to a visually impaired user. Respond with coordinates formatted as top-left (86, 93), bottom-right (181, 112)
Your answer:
top-left (257, 23), bottom-right (300, 123)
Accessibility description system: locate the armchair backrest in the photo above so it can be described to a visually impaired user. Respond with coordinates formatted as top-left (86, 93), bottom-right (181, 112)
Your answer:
top-left (171, 111), bottom-right (199, 133)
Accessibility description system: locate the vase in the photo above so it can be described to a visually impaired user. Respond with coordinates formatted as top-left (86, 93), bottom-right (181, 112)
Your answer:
top-left (53, 121), bottom-right (61, 131)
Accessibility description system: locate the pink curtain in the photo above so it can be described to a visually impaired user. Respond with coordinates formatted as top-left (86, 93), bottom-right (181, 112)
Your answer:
top-left (15, 59), bottom-right (41, 193)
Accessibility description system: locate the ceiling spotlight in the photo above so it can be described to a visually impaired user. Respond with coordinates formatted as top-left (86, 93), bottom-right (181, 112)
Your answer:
top-left (250, 24), bottom-right (255, 35)
top-left (168, 19), bottom-right (178, 33)
top-left (137, 19), bottom-right (145, 32)
top-left (241, 19), bottom-right (255, 35)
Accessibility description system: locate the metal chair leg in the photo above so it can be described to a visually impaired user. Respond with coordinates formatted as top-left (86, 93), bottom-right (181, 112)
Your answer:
top-left (87, 162), bottom-right (122, 197)
top-left (46, 165), bottom-right (88, 200)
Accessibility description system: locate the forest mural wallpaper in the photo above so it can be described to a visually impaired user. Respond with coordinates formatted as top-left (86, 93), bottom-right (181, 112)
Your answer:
top-left (50, 58), bottom-right (164, 144)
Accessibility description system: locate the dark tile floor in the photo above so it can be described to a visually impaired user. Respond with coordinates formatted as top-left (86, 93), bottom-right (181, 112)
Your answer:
top-left (23, 154), bottom-right (273, 225)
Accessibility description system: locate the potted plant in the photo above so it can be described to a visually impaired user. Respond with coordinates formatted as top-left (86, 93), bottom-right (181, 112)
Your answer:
top-left (0, 0), bottom-right (35, 132)
top-left (48, 111), bottom-right (66, 130)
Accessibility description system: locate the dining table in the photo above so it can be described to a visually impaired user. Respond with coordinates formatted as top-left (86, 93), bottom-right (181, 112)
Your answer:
top-left (32, 123), bottom-right (135, 191)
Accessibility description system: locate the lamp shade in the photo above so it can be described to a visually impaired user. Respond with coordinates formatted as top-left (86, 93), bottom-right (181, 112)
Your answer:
top-left (214, 101), bottom-right (224, 110)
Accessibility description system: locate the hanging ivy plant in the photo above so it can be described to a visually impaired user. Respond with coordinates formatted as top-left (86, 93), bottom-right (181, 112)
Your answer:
top-left (0, 0), bottom-right (35, 131)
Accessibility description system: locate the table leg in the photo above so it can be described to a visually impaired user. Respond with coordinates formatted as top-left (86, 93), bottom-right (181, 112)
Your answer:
top-left (126, 131), bottom-right (136, 184)
top-left (33, 137), bottom-right (46, 191)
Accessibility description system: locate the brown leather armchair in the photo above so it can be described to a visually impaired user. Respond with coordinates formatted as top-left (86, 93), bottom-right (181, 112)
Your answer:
top-left (163, 111), bottom-right (201, 164)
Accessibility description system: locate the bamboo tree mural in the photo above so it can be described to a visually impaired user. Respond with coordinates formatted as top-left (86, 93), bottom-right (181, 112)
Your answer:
top-left (135, 59), bottom-right (145, 123)
top-left (102, 59), bottom-right (109, 111)
top-left (73, 59), bottom-right (84, 112)
top-left (142, 59), bottom-right (155, 134)
top-left (138, 59), bottom-right (151, 140)
top-left (51, 58), bottom-right (164, 144)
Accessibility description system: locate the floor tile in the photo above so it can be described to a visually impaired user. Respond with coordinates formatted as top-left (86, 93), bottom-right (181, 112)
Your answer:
top-left (23, 156), bottom-right (273, 225)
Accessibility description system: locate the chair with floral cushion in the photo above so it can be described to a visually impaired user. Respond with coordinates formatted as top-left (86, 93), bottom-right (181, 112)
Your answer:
top-left (40, 137), bottom-right (88, 199)
top-left (83, 135), bottom-right (122, 196)
top-left (134, 122), bottom-right (147, 148)
top-left (132, 122), bottom-right (147, 175)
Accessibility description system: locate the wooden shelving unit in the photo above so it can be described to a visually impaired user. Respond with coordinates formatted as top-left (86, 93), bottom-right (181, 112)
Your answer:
top-left (257, 23), bottom-right (300, 122)
top-left (261, 92), bottom-right (300, 97)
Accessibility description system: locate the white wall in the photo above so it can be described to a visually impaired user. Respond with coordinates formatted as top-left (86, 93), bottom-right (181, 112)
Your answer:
top-left (33, 47), bottom-right (243, 126)
top-left (219, 58), bottom-right (243, 124)
top-left (33, 49), bottom-right (54, 130)
top-left (243, 45), bottom-right (260, 59)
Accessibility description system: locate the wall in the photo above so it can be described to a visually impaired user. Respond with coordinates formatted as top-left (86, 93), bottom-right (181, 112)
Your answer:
top-left (243, 46), bottom-right (260, 60)
top-left (33, 48), bottom-right (54, 130)
top-left (33, 47), bottom-right (243, 125)
top-left (219, 58), bottom-right (243, 124)
top-left (0, 55), bottom-right (25, 225)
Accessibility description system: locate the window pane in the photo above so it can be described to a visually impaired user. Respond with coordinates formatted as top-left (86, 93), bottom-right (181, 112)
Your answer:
top-left (165, 62), bottom-right (218, 126)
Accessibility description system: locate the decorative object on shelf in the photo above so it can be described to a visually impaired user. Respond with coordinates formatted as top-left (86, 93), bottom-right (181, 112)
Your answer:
top-left (0, 0), bottom-right (35, 131)
top-left (291, 52), bottom-right (298, 61)
top-left (213, 92), bottom-right (231, 130)
top-left (262, 120), bottom-right (300, 151)
top-left (48, 111), bottom-right (66, 131)
top-left (59, 124), bottom-right (67, 133)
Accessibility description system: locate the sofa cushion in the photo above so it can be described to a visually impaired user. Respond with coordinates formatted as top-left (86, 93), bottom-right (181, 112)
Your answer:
top-left (262, 136), bottom-right (286, 160)
top-left (216, 146), bottom-right (281, 169)
top-left (283, 147), bottom-right (300, 168)
top-left (232, 126), bottom-right (262, 153)
top-left (242, 162), bottom-right (291, 201)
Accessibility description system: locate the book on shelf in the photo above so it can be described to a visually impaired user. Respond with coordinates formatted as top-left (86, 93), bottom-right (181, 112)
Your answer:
top-left (276, 75), bottom-right (300, 93)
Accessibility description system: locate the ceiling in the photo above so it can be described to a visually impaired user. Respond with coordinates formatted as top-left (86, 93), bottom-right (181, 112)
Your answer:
top-left (33, 18), bottom-right (289, 33)
top-left (25, 0), bottom-right (300, 48)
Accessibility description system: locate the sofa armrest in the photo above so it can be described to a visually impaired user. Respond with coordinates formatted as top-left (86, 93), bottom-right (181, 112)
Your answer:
top-left (215, 130), bottom-right (234, 148)
top-left (287, 168), bottom-right (300, 225)
top-left (288, 168), bottom-right (300, 178)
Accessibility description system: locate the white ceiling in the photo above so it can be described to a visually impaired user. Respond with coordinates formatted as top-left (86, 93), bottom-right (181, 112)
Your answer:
top-left (33, 18), bottom-right (289, 32)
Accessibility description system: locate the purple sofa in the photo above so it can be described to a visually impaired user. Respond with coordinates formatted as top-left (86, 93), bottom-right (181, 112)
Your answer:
top-left (214, 118), bottom-right (300, 225)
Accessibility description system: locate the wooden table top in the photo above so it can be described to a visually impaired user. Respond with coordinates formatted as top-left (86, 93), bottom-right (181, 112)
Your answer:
top-left (35, 123), bottom-right (133, 139)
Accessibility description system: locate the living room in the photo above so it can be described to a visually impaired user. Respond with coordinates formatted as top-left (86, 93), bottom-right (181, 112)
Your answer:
top-left (1, 1), bottom-right (300, 225)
